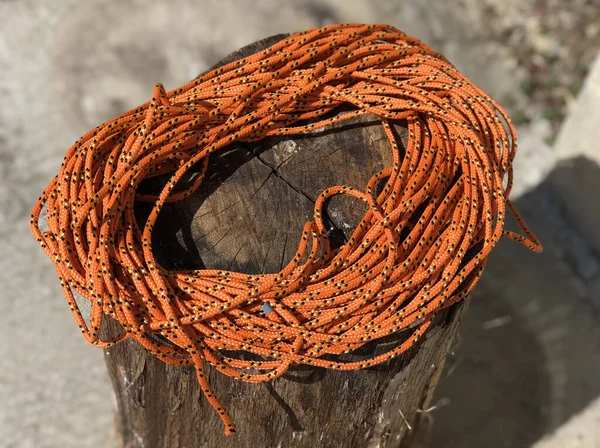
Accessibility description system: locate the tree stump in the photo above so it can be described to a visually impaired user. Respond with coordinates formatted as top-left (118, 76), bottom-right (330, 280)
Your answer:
top-left (102, 35), bottom-right (468, 448)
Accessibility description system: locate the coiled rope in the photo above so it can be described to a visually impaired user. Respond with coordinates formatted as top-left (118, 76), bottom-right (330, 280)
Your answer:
top-left (31, 24), bottom-right (541, 435)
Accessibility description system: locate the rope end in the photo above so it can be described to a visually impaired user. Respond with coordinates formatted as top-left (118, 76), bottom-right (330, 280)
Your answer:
top-left (224, 424), bottom-right (237, 436)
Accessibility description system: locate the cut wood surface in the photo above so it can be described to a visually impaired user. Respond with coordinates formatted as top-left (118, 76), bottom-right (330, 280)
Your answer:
top-left (102, 35), bottom-right (467, 448)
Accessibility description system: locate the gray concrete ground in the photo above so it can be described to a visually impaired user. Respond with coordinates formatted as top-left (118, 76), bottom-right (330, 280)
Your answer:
top-left (1, 1), bottom-right (599, 447)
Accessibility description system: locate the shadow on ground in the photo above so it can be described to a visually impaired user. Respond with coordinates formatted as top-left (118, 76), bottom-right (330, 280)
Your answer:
top-left (416, 157), bottom-right (600, 448)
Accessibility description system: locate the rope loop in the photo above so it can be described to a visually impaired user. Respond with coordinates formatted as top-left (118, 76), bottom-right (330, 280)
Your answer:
top-left (31, 23), bottom-right (541, 435)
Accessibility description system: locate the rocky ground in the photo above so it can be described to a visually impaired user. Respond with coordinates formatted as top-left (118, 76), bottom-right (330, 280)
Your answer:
top-left (1, 1), bottom-right (599, 447)
top-left (462, 0), bottom-right (600, 136)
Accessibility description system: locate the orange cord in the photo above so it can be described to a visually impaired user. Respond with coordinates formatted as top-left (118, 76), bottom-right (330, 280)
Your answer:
top-left (31, 23), bottom-right (541, 435)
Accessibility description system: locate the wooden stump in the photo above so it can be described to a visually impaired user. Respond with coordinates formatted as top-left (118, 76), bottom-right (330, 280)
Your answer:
top-left (102, 35), bottom-right (467, 448)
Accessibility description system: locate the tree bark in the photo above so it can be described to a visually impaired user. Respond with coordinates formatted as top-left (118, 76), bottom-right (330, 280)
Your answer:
top-left (102, 35), bottom-right (468, 448)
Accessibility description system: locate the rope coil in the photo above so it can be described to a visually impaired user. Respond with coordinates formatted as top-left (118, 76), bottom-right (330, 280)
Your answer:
top-left (31, 23), bottom-right (541, 435)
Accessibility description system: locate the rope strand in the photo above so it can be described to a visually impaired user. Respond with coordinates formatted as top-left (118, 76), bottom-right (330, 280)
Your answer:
top-left (31, 23), bottom-right (541, 435)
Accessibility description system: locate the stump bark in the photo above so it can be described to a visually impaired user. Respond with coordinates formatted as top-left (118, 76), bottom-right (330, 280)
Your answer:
top-left (102, 35), bottom-right (468, 448)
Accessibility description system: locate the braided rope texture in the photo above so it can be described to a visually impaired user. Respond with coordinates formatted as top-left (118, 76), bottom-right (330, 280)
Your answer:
top-left (31, 24), bottom-right (542, 434)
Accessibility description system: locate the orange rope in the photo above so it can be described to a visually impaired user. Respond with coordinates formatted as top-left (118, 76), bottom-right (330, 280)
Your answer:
top-left (31, 23), bottom-right (541, 435)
